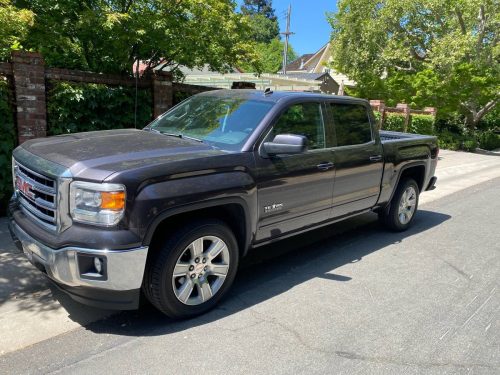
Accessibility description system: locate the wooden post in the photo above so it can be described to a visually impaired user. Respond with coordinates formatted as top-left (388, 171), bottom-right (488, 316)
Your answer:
top-left (396, 103), bottom-right (411, 132)
top-left (11, 51), bottom-right (47, 144)
top-left (370, 100), bottom-right (385, 130)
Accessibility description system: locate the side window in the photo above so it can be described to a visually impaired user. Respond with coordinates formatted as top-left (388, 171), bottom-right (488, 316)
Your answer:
top-left (330, 103), bottom-right (372, 146)
top-left (272, 102), bottom-right (325, 150)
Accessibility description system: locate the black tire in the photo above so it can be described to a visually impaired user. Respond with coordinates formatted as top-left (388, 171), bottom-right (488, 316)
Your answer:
top-left (143, 219), bottom-right (239, 319)
top-left (379, 178), bottom-right (420, 232)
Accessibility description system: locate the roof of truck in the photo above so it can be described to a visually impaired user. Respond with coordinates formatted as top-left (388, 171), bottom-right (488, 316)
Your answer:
top-left (196, 89), bottom-right (368, 105)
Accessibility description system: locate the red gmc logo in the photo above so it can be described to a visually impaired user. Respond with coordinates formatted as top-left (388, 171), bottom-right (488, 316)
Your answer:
top-left (16, 176), bottom-right (36, 200)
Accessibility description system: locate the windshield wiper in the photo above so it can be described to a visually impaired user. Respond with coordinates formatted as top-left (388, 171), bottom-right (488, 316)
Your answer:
top-left (149, 128), bottom-right (203, 143)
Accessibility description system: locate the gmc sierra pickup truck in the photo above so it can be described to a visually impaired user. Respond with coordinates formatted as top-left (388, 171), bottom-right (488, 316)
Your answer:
top-left (9, 90), bottom-right (438, 318)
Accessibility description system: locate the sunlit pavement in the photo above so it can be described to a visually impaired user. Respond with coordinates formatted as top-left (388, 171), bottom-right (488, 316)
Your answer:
top-left (0, 149), bottom-right (499, 374)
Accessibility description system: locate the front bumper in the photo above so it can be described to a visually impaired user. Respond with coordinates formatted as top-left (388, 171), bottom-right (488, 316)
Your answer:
top-left (9, 220), bottom-right (148, 310)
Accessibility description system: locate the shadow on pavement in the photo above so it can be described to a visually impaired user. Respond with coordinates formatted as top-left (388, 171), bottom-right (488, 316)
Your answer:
top-left (57, 209), bottom-right (450, 336)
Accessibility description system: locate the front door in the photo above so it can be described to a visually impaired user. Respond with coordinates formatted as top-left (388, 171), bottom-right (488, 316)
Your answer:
top-left (254, 101), bottom-right (335, 242)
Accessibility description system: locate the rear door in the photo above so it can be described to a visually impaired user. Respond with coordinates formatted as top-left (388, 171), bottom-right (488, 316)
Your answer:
top-left (326, 101), bottom-right (384, 218)
top-left (254, 101), bottom-right (335, 241)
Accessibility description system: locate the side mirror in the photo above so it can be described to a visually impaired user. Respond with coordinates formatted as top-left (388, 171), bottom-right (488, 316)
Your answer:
top-left (263, 134), bottom-right (308, 156)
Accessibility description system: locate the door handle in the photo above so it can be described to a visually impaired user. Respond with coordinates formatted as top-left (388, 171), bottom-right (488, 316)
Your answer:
top-left (369, 155), bottom-right (383, 162)
top-left (317, 162), bottom-right (334, 171)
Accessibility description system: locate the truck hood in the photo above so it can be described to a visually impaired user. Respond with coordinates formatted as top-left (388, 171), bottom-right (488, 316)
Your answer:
top-left (20, 129), bottom-right (225, 181)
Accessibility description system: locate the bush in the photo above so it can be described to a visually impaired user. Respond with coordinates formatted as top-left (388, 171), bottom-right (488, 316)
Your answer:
top-left (477, 130), bottom-right (500, 151)
top-left (409, 114), bottom-right (434, 135)
top-left (47, 82), bottom-right (152, 135)
top-left (436, 130), bottom-right (462, 151)
top-left (0, 78), bottom-right (16, 214)
top-left (382, 113), bottom-right (406, 132)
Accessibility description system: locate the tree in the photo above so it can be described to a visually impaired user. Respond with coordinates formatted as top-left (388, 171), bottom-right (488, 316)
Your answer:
top-left (0, 0), bottom-right (34, 60)
top-left (13, 0), bottom-right (260, 76)
top-left (328, 0), bottom-right (499, 128)
top-left (241, 0), bottom-right (277, 21)
top-left (241, 0), bottom-right (279, 44)
top-left (241, 38), bottom-right (297, 73)
top-left (245, 13), bottom-right (280, 44)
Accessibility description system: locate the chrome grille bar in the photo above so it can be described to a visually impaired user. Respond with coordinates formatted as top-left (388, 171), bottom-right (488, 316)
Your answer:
top-left (14, 160), bottom-right (58, 231)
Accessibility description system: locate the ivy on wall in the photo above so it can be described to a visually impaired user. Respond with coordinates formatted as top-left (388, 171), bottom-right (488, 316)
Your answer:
top-left (47, 82), bottom-right (153, 135)
top-left (0, 78), bottom-right (16, 213)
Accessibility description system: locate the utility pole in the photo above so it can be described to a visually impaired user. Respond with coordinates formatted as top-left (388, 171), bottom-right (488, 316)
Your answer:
top-left (281, 4), bottom-right (294, 75)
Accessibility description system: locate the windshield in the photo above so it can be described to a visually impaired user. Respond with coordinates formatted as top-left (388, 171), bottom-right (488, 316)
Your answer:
top-left (147, 95), bottom-right (274, 151)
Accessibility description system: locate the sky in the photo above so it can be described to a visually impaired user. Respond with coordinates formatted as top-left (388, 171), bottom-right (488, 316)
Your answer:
top-left (237, 0), bottom-right (338, 56)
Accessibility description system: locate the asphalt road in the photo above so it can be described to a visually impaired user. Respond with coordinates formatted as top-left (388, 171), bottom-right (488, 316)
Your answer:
top-left (1, 175), bottom-right (498, 374)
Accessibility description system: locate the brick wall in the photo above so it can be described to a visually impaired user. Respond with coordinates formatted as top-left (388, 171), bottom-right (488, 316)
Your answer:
top-left (1, 51), bottom-right (216, 144)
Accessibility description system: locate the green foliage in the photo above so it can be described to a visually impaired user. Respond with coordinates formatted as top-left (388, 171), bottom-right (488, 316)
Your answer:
top-left (477, 130), bottom-right (500, 151)
top-left (241, 38), bottom-right (297, 73)
top-left (244, 13), bottom-right (280, 44)
top-left (0, 0), bottom-right (34, 60)
top-left (15, 0), bottom-right (260, 75)
top-left (241, 0), bottom-right (277, 20)
top-left (437, 131), bottom-right (463, 151)
top-left (47, 82), bottom-right (152, 135)
top-left (409, 114), bottom-right (434, 135)
top-left (383, 113), bottom-right (406, 132)
top-left (328, 0), bottom-right (500, 128)
top-left (0, 78), bottom-right (16, 213)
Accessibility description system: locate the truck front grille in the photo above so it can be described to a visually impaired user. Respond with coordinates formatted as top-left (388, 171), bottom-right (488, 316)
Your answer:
top-left (14, 161), bottom-right (58, 231)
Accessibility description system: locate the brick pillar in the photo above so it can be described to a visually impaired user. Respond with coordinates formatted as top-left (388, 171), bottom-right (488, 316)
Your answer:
top-left (11, 51), bottom-right (46, 144)
top-left (152, 71), bottom-right (173, 118)
top-left (396, 103), bottom-right (411, 132)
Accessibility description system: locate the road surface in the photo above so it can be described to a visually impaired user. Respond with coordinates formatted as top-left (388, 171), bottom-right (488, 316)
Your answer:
top-left (0, 150), bottom-right (499, 374)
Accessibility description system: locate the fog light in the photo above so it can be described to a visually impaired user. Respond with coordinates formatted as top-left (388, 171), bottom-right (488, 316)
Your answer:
top-left (94, 257), bottom-right (103, 274)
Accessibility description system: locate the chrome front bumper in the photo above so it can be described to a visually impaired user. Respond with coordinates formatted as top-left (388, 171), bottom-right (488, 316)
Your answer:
top-left (10, 221), bottom-right (148, 291)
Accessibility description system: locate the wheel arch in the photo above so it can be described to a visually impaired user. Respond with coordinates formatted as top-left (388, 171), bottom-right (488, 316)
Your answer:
top-left (143, 198), bottom-right (252, 258)
top-left (380, 162), bottom-right (426, 215)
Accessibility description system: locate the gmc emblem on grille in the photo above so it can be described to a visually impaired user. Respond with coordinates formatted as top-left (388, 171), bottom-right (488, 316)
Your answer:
top-left (16, 176), bottom-right (36, 200)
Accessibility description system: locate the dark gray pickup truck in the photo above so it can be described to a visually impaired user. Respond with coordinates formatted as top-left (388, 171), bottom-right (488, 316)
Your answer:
top-left (9, 90), bottom-right (438, 318)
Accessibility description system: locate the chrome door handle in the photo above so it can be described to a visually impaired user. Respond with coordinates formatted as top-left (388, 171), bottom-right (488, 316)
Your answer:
top-left (317, 162), bottom-right (334, 171)
top-left (369, 155), bottom-right (383, 162)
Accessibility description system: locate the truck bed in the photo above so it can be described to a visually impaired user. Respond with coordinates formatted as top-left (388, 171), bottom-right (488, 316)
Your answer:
top-left (379, 130), bottom-right (436, 143)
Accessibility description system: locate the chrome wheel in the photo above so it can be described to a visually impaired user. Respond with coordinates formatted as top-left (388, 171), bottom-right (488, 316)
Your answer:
top-left (398, 186), bottom-right (417, 225)
top-left (171, 236), bottom-right (230, 306)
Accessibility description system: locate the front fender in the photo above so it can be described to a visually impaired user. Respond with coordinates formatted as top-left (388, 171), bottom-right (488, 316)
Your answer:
top-left (130, 171), bottom-right (257, 251)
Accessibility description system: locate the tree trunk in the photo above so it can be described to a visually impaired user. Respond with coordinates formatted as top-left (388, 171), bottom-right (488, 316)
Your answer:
top-left (462, 98), bottom-right (499, 130)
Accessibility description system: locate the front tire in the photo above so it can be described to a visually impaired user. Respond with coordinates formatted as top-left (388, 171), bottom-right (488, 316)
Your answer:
top-left (143, 219), bottom-right (239, 319)
top-left (379, 178), bottom-right (419, 232)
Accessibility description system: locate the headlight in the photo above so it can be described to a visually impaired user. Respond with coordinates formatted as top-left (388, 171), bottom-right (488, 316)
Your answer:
top-left (70, 181), bottom-right (126, 226)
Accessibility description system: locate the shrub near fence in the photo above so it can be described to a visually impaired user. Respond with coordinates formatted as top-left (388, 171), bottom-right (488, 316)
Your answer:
top-left (47, 82), bottom-right (153, 135)
top-left (0, 78), bottom-right (16, 212)
top-left (373, 111), bottom-right (435, 135)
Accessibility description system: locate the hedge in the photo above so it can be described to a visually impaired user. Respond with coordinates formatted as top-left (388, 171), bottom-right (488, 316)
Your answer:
top-left (409, 114), bottom-right (434, 135)
top-left (0, 78), bottom-right (16, 214)
top-left (382, 112), bottom-right (406, 132)
top-left (47, 82), bottom-right (153, 135)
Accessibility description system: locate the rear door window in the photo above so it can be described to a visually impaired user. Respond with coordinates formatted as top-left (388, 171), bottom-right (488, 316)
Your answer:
top-left (329, 103), bottom-right (372, 146)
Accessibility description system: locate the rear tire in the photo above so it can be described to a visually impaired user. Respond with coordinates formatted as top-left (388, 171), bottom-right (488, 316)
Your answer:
top-left (143, 219), bottom-right (239, 319)
top-left (379, 178), bottom-right (419, 232)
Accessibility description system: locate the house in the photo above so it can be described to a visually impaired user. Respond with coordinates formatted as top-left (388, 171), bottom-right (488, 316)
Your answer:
top-left (282, 43), bottom-right (356, 92)
top-left (182, 71), bottom-right (339, 94)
